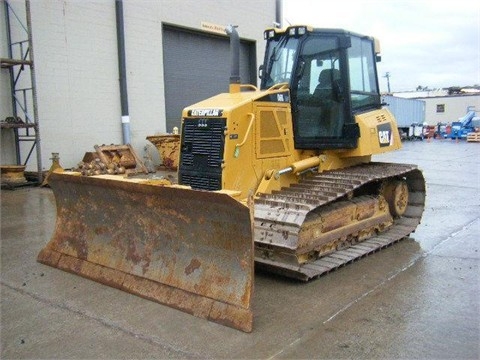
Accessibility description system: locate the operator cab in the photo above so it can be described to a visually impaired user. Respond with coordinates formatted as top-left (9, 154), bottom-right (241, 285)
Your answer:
top-left (260, 26), bottom-right (382, 150)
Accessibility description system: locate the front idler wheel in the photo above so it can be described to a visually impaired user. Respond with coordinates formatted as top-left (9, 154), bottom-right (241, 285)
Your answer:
top-left (381, 179), bottom-right (409, 217)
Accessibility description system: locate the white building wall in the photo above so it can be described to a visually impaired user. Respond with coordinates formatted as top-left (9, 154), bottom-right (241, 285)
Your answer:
top-left (1, 0), bottom-right (276, 170)
top-left (32, 1), bottom-right (121, 170)
top-left (421, 94), bottom-right (480, 125)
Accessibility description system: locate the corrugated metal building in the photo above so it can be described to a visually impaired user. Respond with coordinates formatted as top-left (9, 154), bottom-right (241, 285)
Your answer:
top-left (1, 0), bottom-right (278, 172)
top-left (382, 95), bottom-right (425, 128)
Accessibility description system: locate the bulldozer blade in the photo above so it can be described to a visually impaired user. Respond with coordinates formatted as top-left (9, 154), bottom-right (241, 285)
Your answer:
top-left (38, 172), bottom-right (254, 332)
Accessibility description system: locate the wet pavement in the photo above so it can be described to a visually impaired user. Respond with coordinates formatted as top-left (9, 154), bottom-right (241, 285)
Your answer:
top-left (1, 140), bottom-right (479, 359)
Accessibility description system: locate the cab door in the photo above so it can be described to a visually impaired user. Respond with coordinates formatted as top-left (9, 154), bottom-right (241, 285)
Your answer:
top-left (292, 35), bottom-right (348, 149)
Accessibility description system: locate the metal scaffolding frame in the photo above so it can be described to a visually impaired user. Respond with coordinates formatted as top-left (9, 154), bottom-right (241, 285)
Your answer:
top-left (1, 0), bottom-right (43, 183)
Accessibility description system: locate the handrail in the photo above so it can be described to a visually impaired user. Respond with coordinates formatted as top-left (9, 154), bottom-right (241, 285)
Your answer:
top-left (266, 82), bottom-right (289, 92)
top-left (234, 112), bottom-right (255, 157)
top-left (240, 84), bottom-right (258, 91)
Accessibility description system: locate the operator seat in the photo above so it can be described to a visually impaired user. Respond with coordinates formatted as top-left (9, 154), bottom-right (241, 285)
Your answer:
top-left (295, 68), bottom-right (343, 138)
top-left (314, 69), bottom-right (340, 99)
top-left (313, 69), bottom-right (341, 136)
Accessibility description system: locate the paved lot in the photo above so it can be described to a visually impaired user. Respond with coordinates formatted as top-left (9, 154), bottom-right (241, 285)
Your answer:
top-left (1, 140), bottom-right (479, 359)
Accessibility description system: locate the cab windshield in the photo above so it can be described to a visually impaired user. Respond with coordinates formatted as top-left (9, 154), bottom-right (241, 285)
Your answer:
top-left (261, 36), bottom-right (299, 89)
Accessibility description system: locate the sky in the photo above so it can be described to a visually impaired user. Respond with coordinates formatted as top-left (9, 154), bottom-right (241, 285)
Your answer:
top-left (282, 0), bottom-right (480, 93)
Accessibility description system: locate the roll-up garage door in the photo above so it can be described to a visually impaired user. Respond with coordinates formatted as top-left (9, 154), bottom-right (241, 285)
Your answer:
top-left (162, 25), bottom-right (256, 132)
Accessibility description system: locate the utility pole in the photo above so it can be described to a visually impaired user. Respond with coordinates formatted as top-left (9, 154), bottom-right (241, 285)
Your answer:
top-left (383, 72), bottom-right (391, 93)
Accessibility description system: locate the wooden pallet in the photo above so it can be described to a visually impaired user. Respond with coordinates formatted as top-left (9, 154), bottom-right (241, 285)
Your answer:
top-left (467, 132), bottom-right (480, 142)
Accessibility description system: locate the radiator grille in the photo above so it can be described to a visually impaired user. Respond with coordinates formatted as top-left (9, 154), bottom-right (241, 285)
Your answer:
top-left (179, 174), bottom-right (221, 190)
top-left (179, 118), bottom-right (225, 191)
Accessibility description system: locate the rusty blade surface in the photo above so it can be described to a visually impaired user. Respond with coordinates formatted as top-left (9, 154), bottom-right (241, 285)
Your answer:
top-left (38, 172), bottom-right (254, 332)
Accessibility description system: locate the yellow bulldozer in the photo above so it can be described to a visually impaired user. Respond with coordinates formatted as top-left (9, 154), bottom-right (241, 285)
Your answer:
top-left (38, 25), bottom-right (425, 332)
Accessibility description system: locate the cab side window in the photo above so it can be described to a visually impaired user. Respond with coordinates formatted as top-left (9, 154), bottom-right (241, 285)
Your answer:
top-left (348, 37), bottom-right (380, 110)
top-left (294, 36), bottom-right (345, 139)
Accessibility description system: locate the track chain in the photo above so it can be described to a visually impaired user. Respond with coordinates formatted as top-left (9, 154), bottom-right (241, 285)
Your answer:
top-left (254, 162), bottom-right (426, 280)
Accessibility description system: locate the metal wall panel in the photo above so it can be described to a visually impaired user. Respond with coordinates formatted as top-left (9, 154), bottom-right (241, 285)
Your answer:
top-left (163, 25), bottom-right (255, 132)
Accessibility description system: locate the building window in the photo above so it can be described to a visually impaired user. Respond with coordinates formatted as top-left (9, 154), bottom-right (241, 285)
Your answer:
top-left (437, 104), bottom-right (445, 113)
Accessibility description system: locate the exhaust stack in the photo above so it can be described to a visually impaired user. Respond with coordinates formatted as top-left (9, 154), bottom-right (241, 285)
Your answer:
top-left (225, 25), bottom-right (240, 93)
